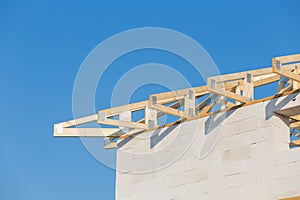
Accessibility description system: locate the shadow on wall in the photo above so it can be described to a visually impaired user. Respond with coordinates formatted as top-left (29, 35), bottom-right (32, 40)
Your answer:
top-left (149, 108), bottom-right (238, 149)
top-left (265, 91), bottom-right (300, 149)
top-left (150, 125), bottom-right (178, 148)
top-left (118, 108), bottom-right (237, 149)
top-left (204, 109), bottom-right (235, 135)
top-left (265, 91), bottom-right (300, 120)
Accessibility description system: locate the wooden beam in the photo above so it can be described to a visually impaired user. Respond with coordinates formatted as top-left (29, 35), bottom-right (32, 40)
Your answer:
top-left (149, 89), bottom-right (195, 118)
top-left (290, 140), bottom-right (300, 147)
top-left (208, 76), bottom-right (251, 103)
top-left (210, 67), bottom-right (273, 82)
top-left (243, 73), bottom-right (254, 101)
top-left (150, 103), bottom-right (188, 118)
top-left (59, 114), bottom-right (98, 128)
top-left (199, 101), bottom-right (215, 115)
top-left (225, 100), bottom-right (235, 107)
top-left (290, 114), bottom-right (300, 121)
top-left (211, 65), bottom-right (294, 86)
top-left (211, 73), bottom-right (280, 90)
top-left (54, 126), bottom-right (121, 137)
top-left (145, 103), bottom-right (158, 128)
top-left (104, 137), bottom-right (117, 149)
top-left (196, 95), bottom-right (215, 111)
top-left (99, 100), bottom-right (148, 117)
top-left (280, 196), bottom-right (300, 200)
top-left (98, 115), bottom-right (148, 129)
top-left (278, 84), bottom-right (293, 94)
top-left (232, 81), bottom-right (242, 105)
top-left (274, 69), bottom-right (300, 82)
top-left (254, 73), bottom-right (280, 87)
top-left (150, 86), bottom-right (208, 105)
top-left (184, 89), bottom-right (196, 117)
top-left (216, 72), bottom-right (281, 90)
top-left (104, 142), bottom-right (118, 149)
top-left (290, 121), bottom-right (300, 129)
top-left (137, 100), bottom-right (184, 123)
top-left (272, 56), bottom-right (300, 82)
top-left (119, 110), bottom-right (132, 133)
top-left (275, 54), bottom-right (300, 64)
top-left (209, 87), bottom-right (249, 103)
top-left (216, 72), bottom-right (279, 89)
top-left (198, 94), bottom-right (218, 114)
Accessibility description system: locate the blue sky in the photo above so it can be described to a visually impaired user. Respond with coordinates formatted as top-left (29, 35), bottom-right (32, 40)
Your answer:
top-left (1, 1), bottom-right (300, 199)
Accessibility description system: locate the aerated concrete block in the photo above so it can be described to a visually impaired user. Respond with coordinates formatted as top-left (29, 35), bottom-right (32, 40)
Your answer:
top-left (116, 92), bottom-right (300, 200)
top-left (222, 117), bottom-right (257, 136)
top-left (274, 147), bottom-right (300, 165)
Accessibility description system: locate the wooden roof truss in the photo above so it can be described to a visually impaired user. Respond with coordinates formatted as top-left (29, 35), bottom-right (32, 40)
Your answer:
top-left (54, 54), bottom-right (300, 149)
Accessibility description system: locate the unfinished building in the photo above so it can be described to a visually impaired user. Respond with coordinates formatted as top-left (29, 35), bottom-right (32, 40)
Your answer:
top-left (55, 54), bottom-right (300, 200)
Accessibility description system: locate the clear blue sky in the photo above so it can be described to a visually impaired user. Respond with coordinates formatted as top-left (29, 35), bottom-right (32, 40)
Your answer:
top-left (1, 1), bottom-right (300, 199)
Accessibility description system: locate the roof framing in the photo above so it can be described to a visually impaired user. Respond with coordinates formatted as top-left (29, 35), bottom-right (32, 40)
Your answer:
top-left (54, 53), bottom-right (300, 149)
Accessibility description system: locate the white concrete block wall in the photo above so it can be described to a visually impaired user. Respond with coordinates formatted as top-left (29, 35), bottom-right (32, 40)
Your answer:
top-left (116, 92), bottom-right (300, 200)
